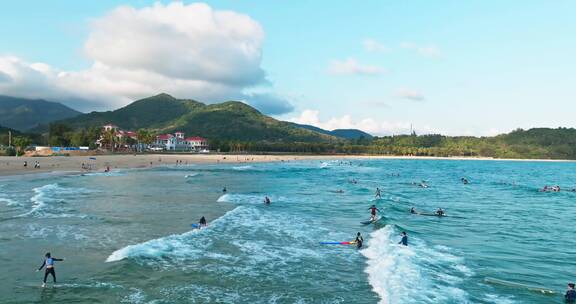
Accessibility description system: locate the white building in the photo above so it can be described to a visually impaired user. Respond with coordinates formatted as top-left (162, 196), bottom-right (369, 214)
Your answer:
top-left (154, 132), bottom-right (209, 151)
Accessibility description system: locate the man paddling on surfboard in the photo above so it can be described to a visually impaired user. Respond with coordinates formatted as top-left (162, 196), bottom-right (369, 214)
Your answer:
top-left (368, 205), bottom-right (381, 221)
top-left (36, 252), bottom-right (64, 287)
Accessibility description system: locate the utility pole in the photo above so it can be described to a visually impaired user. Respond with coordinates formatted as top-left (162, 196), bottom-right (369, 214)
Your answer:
top-left (8, 130), bottom-right (11, 147)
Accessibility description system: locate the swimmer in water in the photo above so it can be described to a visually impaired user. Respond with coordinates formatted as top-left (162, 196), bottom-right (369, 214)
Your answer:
top-left (264, 196), bottom-right (271, 205)
top-left (37, 252), bottom-right (64, 287)
top-left (410, 207), bottom-right (417, 214)
top-left (435, 208), bottom-right (445, 216)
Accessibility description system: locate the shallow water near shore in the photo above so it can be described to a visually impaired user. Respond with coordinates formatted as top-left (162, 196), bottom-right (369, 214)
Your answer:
top-left (0, 159), bottom-right (575, 303)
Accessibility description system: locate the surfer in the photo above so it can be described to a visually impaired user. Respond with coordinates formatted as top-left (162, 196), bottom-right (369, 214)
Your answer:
top-left (566, 283), bottom-right (576, 303)
top-left (355, 232), bottom-right (364, 249)
top-left (368, 205), bottom-right (381, 221)
top-left (199, 216), bottom-right (207, 227)
top-left (36, 252), bottom-right (64, 287)
top-left (435, 208), bottom-right (445, 216)
top-left (375, 187), bottom-right (382, 199)
top-left (398, 232), bottom-right (408, 246)
top-left (410, 207), bottom-right (417, 214)
top-left (419, 181), bottom-right (429, 188)
top-left (461, 177), bottom-right (469, 184)
top-left (222, 186), bottom-right (227, 193)
top-left (264, 196), bottom-right (271, 205)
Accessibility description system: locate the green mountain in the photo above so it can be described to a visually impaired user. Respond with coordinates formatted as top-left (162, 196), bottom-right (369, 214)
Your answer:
top-left (57, 94), bottom-right (338, 142)
top-left (0, 95), bottom-right (81, 131)
top-left (290, 123), bottom-right (373, 140)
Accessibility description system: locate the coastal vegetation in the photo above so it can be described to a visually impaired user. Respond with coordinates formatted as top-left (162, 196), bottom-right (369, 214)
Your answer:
top-left (2, 94), bottom-right (576, 159)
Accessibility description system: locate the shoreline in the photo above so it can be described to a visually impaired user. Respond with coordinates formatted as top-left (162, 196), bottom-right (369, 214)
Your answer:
top-left (1, 153), bottom-right (574, 178)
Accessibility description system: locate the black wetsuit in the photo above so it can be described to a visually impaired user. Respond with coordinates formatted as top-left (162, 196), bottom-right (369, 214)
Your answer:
top-left (355, 236), bottom-right (364, 249)
top-left (38, 257), bottom-right (63, 283)
top-left (199, 217), bottom-right (207, 226)
top-left (399, 235), bottom-right (408, 246)
top-left (566, 289), bottom-right (576, 303)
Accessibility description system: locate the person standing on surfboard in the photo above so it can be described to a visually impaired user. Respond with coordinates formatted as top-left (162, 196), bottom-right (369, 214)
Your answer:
top-left (355, 232), bottom-right (364, 249)
top-left (368, 205), bottom-right (381, 221)
top-left (36, 252), bottom-right (64, 287)
top-left (375, 188), bottom-right (382, 199)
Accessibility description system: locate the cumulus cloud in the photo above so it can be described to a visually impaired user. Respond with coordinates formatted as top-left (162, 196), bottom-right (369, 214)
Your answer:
top-left (400, 42), bottom-right (442, 58)
top-left (328, 58), bottom-right (383, 76)
top-left (396, 88), bottom-right (425, 101)
top-left (363, 39), bottom-right (388, 52)
top-left (289, 109), bottom-right (438, 135)
top-left (0, 2), bottom-right (292, 114)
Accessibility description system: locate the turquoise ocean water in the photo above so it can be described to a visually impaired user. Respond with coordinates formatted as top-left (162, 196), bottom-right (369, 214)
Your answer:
top-left (0, 159), bottom-right (575, 303)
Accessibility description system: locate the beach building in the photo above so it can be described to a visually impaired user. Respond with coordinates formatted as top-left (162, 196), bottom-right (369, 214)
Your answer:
top-left (154, 132), bottom-right (209, 151)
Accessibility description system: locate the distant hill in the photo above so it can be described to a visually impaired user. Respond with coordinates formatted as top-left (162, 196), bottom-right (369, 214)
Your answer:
top-left (55, 94), bottom-right (339, 142)
top-left (291, 123), bottom-right (373, 140)
top-left (0, 95), bottom-right (81, 131)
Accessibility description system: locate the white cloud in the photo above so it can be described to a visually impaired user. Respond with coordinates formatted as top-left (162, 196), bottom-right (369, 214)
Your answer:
top-left (0, 2), bottom-right (292, 114)
top-left (396, 87), bottom-right (425, 101)
top-left (363, 39), bottom-right (388, 52)
top-left (400, 42), bottom-right (442, 58)
top-left (328, 58), bottom-right (383, 76)
top-left (289, 109), bottom-right (438, 135)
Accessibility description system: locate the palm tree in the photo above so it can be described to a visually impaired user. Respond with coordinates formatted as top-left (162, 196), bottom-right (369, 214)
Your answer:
top-left (101, 129), bottom-right (117, 152)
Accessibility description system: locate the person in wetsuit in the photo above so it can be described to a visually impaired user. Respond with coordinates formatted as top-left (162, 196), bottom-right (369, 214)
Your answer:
top-left (368, 205), bottom-right (381, 221)
top-left (375, 188), bottom-right (382, 199)
top-left (410, 207), bottom-right (416, 214)
top-left (222, 186), bottom-right (227, 193)
top-left (355, 232), bottom-right (364, 249)
top-left (37, 252), bottom-right (64, 287)
top-left (264, 196), bottom-right (271, 205)
top-left (566, 283), bottom-right (576, 303)
top-left (436, 208), bottom-right (445, 216)
top-left (199, 216), bottom-right (207, 227)
top-left (399, 232), bottom-right (408, 246)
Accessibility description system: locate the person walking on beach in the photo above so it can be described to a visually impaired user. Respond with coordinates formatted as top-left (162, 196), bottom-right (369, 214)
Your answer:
top-left (368, 205), bottom-right (381, 221)
top-left (37, 252), bottom-right (64, 287)
top-left (355, 232), bottom-right (364, 249)
top-left (398, 232), bottom-right (408, 246)
top-left (566, 283), bottom-right (576, 303)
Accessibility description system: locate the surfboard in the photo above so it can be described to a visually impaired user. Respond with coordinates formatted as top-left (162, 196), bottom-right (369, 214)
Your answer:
top-left (484, 277), bottom-right (556, 294)
top-left (191, 223), bottom-right (200, 228)
top-left (361, 217), bottom-right (381, 225)
top-left (320, 241), bottom-right (357, 245)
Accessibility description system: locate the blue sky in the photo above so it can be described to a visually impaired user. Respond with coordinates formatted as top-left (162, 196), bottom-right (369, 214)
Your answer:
top-left (0, 1), bottom-right (574, 136)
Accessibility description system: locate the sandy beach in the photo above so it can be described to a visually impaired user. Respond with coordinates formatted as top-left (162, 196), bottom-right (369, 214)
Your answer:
top-left (1, 153), bottom-right (573, 178)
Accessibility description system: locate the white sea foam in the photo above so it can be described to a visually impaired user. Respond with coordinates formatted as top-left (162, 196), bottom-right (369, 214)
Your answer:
top-left (232, 165), bottom-right (253, 171)
top-left (217, 193), bottom-right (266, 204)
top-left (362, 226), bottom-right (470, 303)
top-left (0, 197), bottom-right (19, 206)
top-left (18, 183), bottom-right (91, 218)
top-left (184, 173), bottom-right (199, 178)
